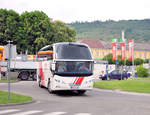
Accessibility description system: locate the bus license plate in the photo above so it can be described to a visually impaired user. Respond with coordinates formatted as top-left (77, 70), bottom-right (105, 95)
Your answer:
top-left (69, 84), bottom-right (80, 89)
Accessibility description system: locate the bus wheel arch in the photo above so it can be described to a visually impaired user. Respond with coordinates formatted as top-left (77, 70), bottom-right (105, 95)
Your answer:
top-left (48, 79), bottom-right (53, 93)
top-left (38, 76), bottom-right (44, 88)
top-left (77, 90), bottom-right (86, 95)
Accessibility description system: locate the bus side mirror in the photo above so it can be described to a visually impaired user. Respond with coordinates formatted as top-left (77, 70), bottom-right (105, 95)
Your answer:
top-left (51, 63), bottom-right (55, 71)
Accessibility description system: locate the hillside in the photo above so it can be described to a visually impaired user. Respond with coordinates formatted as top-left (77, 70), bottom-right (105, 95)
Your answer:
top-left (69, 19), bottom-right (150, 42)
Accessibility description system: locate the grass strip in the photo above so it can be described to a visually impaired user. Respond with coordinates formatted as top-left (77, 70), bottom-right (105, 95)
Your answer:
top-left (94, 80), bottom-right (150, 94)
top-left (0, 90), bottom-right (32, 104)
top-left (0, 80), bottom-right (18, 83)
top-left (0, 76), bottom-right (18, 83)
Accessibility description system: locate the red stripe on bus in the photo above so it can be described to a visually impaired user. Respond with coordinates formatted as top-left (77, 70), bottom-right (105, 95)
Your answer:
top-left (76, 77), bottom-right (82, 85)
top-left (39, 62), bottom-right (45, 86)
top-left (75, 77), bottom-right (80, 85)
top-left (73, 77), bottom-right (84, 85)
top-left (78, 77), bottom-right (84, 85)
top-left (73, 77), bottom-right (78, 85)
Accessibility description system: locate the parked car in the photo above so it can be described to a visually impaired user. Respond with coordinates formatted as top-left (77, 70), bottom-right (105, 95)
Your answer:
top-left (99, 69), bottom-right (128, 80)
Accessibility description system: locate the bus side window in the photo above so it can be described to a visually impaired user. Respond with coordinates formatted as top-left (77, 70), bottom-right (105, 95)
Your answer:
top-left (48, 54), bottom-right (53, 60)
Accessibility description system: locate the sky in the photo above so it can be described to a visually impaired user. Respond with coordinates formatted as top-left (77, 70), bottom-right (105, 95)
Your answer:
top-left (0, 0), bottom-right (150, 23)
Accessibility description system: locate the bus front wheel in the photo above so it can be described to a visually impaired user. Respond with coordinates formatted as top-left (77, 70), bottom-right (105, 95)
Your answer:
top-left (77, 90), bottom-right (86, 95)
top-left (38, 76), bottom-right (44, 88)
top-left (48, 80), bottom-right (53, 93)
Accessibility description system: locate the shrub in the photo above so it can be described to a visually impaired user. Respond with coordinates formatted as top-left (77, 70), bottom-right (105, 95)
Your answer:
top-left (144, 59), bottom-right (149, 63)
top-left (134, 58), bottom-right (144, 65)
top-left (136, 65), bottom-right (149, 77)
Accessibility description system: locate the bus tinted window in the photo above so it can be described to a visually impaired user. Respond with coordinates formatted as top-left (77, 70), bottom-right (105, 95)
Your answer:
top-left (55, 61), bottom-right (93, 76)
top-left (55, 44), bottom-right (92, 59)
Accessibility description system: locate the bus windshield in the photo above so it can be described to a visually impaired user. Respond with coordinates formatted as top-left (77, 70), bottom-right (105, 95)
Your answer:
top-left (55, 61), bottom-right (93, 76)
top-left (55, 43), bottom-right (92, 59)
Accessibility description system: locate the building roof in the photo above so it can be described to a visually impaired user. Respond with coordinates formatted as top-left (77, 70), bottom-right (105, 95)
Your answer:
top-left (78, 40), bottom-right (150, 51)
top-left (134, 42), bottom-right (150, 51)
top-left (78, 40), bottom-right (104, 48)
top-left (100, 41), bottom-right (112, 49)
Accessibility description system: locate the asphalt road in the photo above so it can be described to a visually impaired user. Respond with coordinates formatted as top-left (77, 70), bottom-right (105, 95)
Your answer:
top-left (0, 81), bottom-right (150, 115)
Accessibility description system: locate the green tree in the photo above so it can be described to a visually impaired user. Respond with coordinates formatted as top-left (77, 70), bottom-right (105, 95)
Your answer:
top-left (144, 59), bottom-right (149, 63)
top-left (134, 58), bottom-right (144, 65)
top-left (103, 53), bottom-right (133, 66)
top-left (125, 59), bottom-right (132, 66)
top-left (16, 11), bottom-right (53, 54)
top-left (0, 9), bottom-right (20, 44)
top-left (34, 37), bottom-right (47, 51)
top-left (136, 65), bottom-right (149, 77)
top-left (103, 53), bottom-right (115, 64)
top-left (117, 55), bottom-right (124, 65)
top-left (0, 9), bottom-right (76, 54)
top-left (49, 20), bottom-right (76, 44)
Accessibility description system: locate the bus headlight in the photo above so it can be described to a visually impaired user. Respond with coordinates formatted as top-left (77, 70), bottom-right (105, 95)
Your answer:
top-left (85, 80), bottom-right (93, 84)
top-left (55, 79), bottom-right (60, 83)
top-left (61, 81), bottom-right (66, 84)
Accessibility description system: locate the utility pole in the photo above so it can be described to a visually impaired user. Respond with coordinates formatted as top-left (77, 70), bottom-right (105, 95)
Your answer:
top-left (116, 39), bottom-right (118, 69)
top-left (132, 39), bottom-right (135, 77)
top-left (120, 30), bottom-right (126, 80)
top-left (7, 40), bottom-right (13, 100)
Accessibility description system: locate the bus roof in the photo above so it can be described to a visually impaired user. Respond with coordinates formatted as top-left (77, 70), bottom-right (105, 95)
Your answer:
top-left (38, 42), bottom-right (92, 60)
top-left (39, 42), bottom-right (90, 51)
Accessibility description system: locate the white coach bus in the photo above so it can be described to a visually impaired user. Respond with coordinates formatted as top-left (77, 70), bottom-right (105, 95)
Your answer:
top-left (37, 42), bottom-right (94, 94)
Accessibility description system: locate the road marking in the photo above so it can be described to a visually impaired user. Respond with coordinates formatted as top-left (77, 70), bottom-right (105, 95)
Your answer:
top-left (43, 112), bottom-right (67, 115)
top-left (0, 109), bottom-right (20, 114)
top-left (11, 110), bottom-right (42, 115)
top-left (75, 113), bottom-right (91, 115)
top-left (0, 110), bottom-right (91, 115)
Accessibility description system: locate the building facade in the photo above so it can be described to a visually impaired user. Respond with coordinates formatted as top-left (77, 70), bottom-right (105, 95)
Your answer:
top-left (78, 40), bottom-right (150, 60)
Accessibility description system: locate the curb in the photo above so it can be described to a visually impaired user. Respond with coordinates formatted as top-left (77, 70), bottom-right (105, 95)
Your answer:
top-left (94, 88), bottom-right (150, 97)
top-left (0, 99), bottom-right (36, 107)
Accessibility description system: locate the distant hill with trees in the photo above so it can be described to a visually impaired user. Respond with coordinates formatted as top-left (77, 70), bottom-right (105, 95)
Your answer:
top-left (69, 20), bottom-right (150, 42)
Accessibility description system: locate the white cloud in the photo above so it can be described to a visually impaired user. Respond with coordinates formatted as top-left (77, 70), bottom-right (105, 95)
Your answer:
top-left (0, 0), bottom-right (150, 23)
